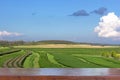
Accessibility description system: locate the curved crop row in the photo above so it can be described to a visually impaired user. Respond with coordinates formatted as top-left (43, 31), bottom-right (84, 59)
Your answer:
top-left (33, 52), bottom-right (40, 68)
top-left (6, 56), bottom-right (20, 68)
top-left (52, 53), bottom-right (103, 68)
top-left (2, 50), bottom-right (32, 68)
top-left (17, 51), bottom-right (32, 67)
top-left (0, 49), bottom-right (21, 56)
top-left (12, 51), bottom-right (31, 68)
top-left (0, 47), bottom-right (10, 53)
top-left (0, 51), bottom-right (22, 67)
top-left (74, 55), bottom-right (120, 68)
top-left (23, 54), bottom-right (34, 68)
top-left (2, 50), bottom-right (24, 68)
top-left (38, 51), bottom-right (62, 68)
top-left (47, 53), bottom-right (66, 67)
top-left (2, 58), bottom-right (13, 68)
top-left (23, 52), bottom-right (40, 68)
top-left (24, 51), bottom-right (62, 68)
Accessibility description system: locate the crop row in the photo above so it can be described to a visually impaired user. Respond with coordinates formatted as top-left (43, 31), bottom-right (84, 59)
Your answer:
top-left (31, 48), bottom-right (120, 56)
top-left (51, 53), bottom-right (103, 68)
top-left (23, 51), bottom-right (63, 68)
top-left (47, 53), bottom-right (66, 67)
top-left (2, 50), bottom-right (31, 68)
top-left (0, 51), bottom-right (21, 67)
top-left (74, 55), bottom-right (120, 68)
top-left (1, 48), bottom-right (120, 68)
top-left (23, 51), bottom-right (40, 68)
top-left (0, 49), bottom-right (21, 56)
top-left (0, 47), bottom-right (10, 53)
top-left (38, 51), bottom-right (62, 68)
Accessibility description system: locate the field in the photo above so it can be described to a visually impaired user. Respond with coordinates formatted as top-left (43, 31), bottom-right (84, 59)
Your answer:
top-left (0, 45), bottom-right (120, 68)
top-left (14, 44), bottom-right (116, 48)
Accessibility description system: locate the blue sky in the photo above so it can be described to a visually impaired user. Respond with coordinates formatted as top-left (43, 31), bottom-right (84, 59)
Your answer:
top-left (0, 0), bottom-right (120, 44)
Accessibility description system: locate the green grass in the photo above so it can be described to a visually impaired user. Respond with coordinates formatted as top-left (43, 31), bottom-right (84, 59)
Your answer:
top-left (23, 51), bottom-right (62, 68)
top-left (74, 54), bottom-right (120, 68)
top-left (52, 53), bottom-right (103, 68)
top-left (33, 52), bottom-right (40, 68)
top-left (30, 48), bottom-right (120, 55)
top-left (47, 53), bottom-right (65, 67)
top-left (1, 48), bottom-right (120, 68)
top-left (23, 52), bottom-right (36, 68)
top-left (38, 51), bottom-right (62, 68)
top-left (0, 47), bottom-right (10, 52)
top-left (0, 50), bottom-right (26, 67)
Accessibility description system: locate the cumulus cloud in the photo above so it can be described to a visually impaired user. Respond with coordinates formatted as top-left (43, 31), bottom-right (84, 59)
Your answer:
top-left (71, 10), bottom-right (89, 16)
top-left (91, 7), bottom-right (107, 15)
top-left (94, 12), bottom-right (120, 39)
top-left (0, 31), bottom-right (22, 37)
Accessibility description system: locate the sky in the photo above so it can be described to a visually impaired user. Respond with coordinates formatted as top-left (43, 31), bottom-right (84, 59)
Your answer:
top-left (0, 0), bottom-right (120, 44)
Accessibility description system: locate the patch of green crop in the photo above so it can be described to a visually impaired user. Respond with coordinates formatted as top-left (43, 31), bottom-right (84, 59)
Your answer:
top-left (0, 50), bottom-right (26, 67)
top-left (23, 55), bottom-right (33, 68)
top-left (52, 53), bottom-right (103, 68)
top-left (33, 52), bottom-right (40, 68)
top-left (75, 55), bottom-right (120, 68)
top-left (47, 53), bottom-right (66, 67)
top-left (23, 52), bottom-right (39, 68)
top-left (0, 47), bottom-right (10, 53)
top-left (1, 48), bottom-right (120, 68)
top-left (38, 51), bottom-right (62, 68)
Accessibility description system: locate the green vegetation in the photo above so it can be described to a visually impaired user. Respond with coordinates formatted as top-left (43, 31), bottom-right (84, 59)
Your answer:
top-left (0, 50), bottom-right (26, 67)
top-left (0, 49), bottom-right (21, 56)
top-left (38, 51), bottom-right (62, 68)
top-left (101, 51), bottom-right (120, 60)
top-left (47, 53), bottom-right (65, 67)
top-left (0, 47), bottom-right (120, 68)
top-left (74, 55), bottom-right (120, 68)
top-left (52, 53), bottom-right (102, 68)
top-left (23, 51), bottom-right (39, 68)
top-left (1, 40), bottom-right (119, 46)
top-left (36, 40), bottom-right (77, 44)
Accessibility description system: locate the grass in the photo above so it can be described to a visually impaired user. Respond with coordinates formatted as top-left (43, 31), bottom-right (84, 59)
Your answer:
top-left (1, 47), bottom-right (120, 68)
top-left (74, 55), bottom-right (120, 68)
top-left (52, 53), bottom-right (103, 68)
top-left (0, 50), bottom-right (26, 67)
top-left (23, 52), bottom-right (35, 68)
top-left (38, 51), bottom-right (61, 68)
top-left (47, 53), bottom-right (65, 67)
top-left (0, 47), bottom-right (10, 52)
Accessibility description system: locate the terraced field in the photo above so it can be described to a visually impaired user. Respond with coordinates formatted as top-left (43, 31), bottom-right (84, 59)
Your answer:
top-left (0, 47), bottom-right (120, 68)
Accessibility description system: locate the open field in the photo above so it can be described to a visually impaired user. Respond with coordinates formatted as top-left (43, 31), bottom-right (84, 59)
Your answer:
top-left (0, 45), bottom-right (120, 68)
top-left (14, 44), bottom-right (119, 48)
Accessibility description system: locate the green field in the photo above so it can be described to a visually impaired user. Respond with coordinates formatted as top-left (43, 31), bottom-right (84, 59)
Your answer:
top-left (0, 47), bottom-right (120, 68)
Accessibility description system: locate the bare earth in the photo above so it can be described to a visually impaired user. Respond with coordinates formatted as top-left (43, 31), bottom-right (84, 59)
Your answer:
top-left (14, 44), bottom-right (119, 48)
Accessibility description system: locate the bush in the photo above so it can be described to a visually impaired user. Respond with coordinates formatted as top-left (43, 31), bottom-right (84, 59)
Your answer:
top-left (101, 52), bottom-right (111, 58)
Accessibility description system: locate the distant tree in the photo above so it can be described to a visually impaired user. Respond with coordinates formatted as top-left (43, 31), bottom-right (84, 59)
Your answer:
top-left (0, 40), bottom-right (25, 46)
top-left (114, 54), bottom-right (120, 60)
top-left (101, 52), bottom-right (111, 58)
top-left (111, 51), bottom-right (117, 58)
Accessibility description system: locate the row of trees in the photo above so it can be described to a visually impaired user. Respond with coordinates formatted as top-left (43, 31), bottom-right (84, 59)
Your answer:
top-left (102, 51), bottom-right (120, 60)
top-left (0, 40), bottom-right (25, 47)
top-left (0, 40), bottom-right (45, 46)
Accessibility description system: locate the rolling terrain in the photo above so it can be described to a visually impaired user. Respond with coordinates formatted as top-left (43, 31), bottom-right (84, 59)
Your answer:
top-left (0, 46), bottom-right (120, 68)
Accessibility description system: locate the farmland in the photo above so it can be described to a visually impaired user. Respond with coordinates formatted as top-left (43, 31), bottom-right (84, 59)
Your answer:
top-left (0, 45), bottom-right (120, 68)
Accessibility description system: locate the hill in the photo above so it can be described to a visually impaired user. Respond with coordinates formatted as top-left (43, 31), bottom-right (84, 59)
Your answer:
top-left (36, 40), bottom-right (77, 44)
top-left (0, 40), bottom-right (120, 46)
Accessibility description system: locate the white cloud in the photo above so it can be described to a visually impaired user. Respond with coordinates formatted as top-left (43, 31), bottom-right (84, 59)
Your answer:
top-left (94, 12), bottom-right (120, 39)
top-left (0, 31), bottom-right (22, 37)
